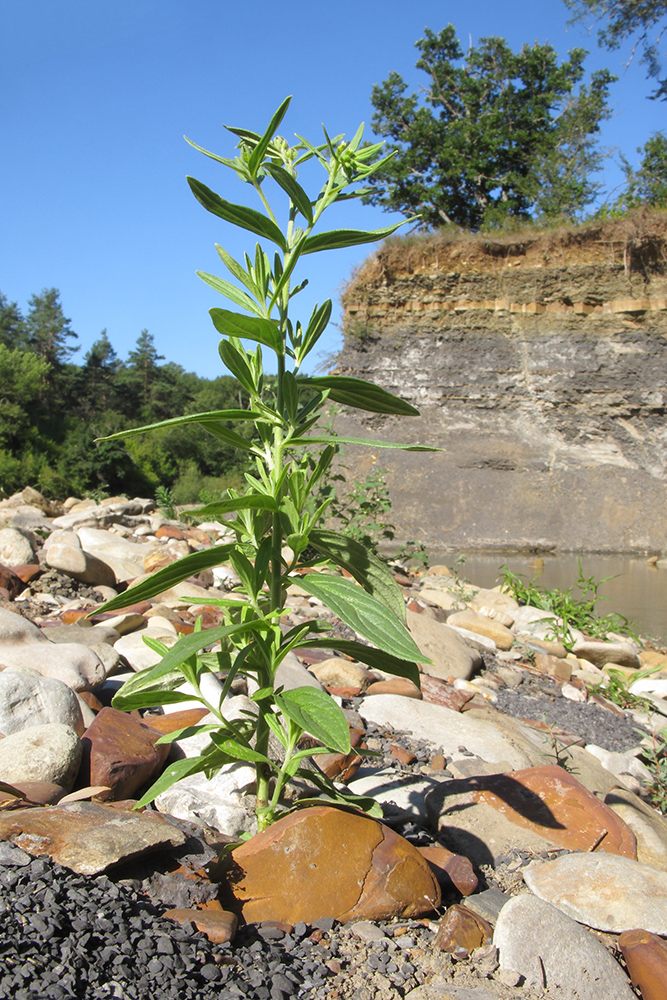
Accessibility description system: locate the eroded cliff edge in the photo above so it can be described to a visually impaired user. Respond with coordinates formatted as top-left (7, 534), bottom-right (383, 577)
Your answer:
top-left (334, 213), bottom-right (667, 553)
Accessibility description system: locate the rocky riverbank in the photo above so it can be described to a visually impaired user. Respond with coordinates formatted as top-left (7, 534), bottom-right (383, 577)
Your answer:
top-left (1, 487), bottom-right (667, 999)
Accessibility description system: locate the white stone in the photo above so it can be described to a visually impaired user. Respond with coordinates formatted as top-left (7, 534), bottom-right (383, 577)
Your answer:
top-left (630, 677), bottom-right (667, 697)
top-left (523, 852), bottom-right (667, 933)
top-left (0, 671), bottom-right (85, 736)
top-left (113, 628), bottom-right (179, 671)
top-left (494, 894), bottom-right (635, 999)
top-left (0, 640), bottom-right (108, 692)
top-left (76, 526), bottom-right (156, 582)
top-left (0, 723), bottom-right (82, 791)
top-left (585, 743), bottom-right (652, 792)
top-left (406, 610), bottom-right (482, 681)
top-left (44, 529), bottom-right (116, 586)
top-left (347, 770), bottom-right (446, 822)
top-left (0, 527), bottom-right (34, 567)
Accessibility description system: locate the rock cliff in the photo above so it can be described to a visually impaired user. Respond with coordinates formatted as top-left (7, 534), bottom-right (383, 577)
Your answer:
top-left (335, 212), bottom-right (667, 553)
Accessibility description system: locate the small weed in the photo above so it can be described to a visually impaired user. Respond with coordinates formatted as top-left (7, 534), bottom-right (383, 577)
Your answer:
top-left (540, 718), bottom-right (579, 772)
top-left (83, 485), bottom-right (110, 503)
top-left (637, 729), bottom-right (667, 813)
top-left (155, 485), bottom-right (177, 520)
top-left (448, 555), bottom-right (477, 607)
top-left (592, 664), bottom-right (661, 712)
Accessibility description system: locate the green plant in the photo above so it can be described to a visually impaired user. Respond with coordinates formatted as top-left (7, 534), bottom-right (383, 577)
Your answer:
top-left (640, 730), bottom-right (667, 814)
top-left (95, 98), bottom-right (434, 833)
top-left (499, 561), bottom-right (638, 649)
top-left (594, 664), bottom-right (662, 710)
top-left (155, 485), bottom-right (177, 520)
top-left (539, 719), bottom-right (579, 773)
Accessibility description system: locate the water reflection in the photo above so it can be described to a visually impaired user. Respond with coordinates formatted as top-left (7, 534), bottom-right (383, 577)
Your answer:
top-left (423, 552), bottom-right (667, 644)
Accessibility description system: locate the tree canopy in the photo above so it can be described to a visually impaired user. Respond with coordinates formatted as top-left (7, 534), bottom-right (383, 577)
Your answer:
top-left (565, 0), bottom-right (667, 99)
top-left (364, 25), bottom-right (615, 230)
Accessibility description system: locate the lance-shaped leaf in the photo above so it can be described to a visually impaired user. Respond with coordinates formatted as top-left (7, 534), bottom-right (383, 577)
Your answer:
top-left (308, 528), bottom-right (406, 625)
top-left (300, 221), bottom-right (407, 254)
top-left (190, 495), bottom-right (278, 520)
top-left (301, 376), bottom-right (419, 416)
top-left (292, 637), bottom-right (421, 685)
top-left (218, 339), bottom-right (256, 393)
top-left (134, 753), bottom-right (216, 808)
top-left (95, 409), bottom-right (262, 442)
top-left (301, 300), bottom-right (332, 357)
top-left (247, 95), bottom-right (292, 176)
top-left (275, 687), bottom-right (351, 753)
top-left (210, 309), bottom-right (282, 353)
top-left (263, 163), bottom-right (313, 224)
top-left (298, 574), bottom-right (424, 662)
top-left (200, 421), bottom-right (257, 453)
top-left (197, 271), bottom-right (264, 317)
top-left (290, 435), bottom-right (439, 452)
top-left (91, 544), bottom-right (236, 615)
top-left (188, 177), bottom-right (287, 249)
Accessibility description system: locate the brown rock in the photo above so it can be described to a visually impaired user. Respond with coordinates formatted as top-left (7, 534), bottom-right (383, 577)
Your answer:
top-left (365, 678), bottom-right (422, 699)
top-left (10, 564), bottom-right (41, 584)
top-left (391, 745), bottom-right (417, 766)
top-left (79, 707), bottom-right (170, 801)
top-left (533, 652), bottom-right (572, 682)
top-left (0, 563), bottom-right (24, 600)
top-left (435, 904), bottom-right (493, 954)
top-left (78, 691), bottom-right (104, 713)
top-left (163, 907), bottom-right (237, 944)
top-left (140, 708), bottom-right (209, 735)
top-left (144, 549), bottom-right (180, 574)
top-left (155, 526), bottom-right (189, 541)
top-left (420, 675), bottom-right (473, 711)
top-left (224, 806), bottom-right (441, 924)
top-left (418, 845), bottom-right (478, 895)
top-left (0, 801), bottom-right (186, 874)
top-left (618, 928), bottom-right (667, 1000)
top-left (305, 728), bottom-right (365, 784)
top-left (11, 781), bottom-right (65, 805)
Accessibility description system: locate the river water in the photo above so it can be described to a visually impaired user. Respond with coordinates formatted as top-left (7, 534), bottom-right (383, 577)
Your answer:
top-left (423, 552), bottom-right (667, 645)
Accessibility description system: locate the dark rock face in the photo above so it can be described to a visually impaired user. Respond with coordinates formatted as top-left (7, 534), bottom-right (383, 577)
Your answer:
top-left (335, 220), bottom-right (667, 553)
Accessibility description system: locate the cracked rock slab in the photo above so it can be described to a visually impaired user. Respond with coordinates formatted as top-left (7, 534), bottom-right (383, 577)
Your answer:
top-left (0, 801), bottom-right (186, 874)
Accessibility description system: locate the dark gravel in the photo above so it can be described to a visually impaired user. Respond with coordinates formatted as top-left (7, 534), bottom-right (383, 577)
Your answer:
top-left (0, 845), bottom-right (339, 1000)
top-left (493, 672), bottom-right (645, 753)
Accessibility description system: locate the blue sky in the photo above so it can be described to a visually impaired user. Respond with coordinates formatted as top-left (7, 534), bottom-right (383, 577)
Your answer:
top-left (1, 0), bottom-right (663, 378)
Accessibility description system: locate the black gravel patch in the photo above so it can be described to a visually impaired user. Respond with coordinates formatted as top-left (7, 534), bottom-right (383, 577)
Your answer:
top-left (494, 678), bottom-right (644, 753)
top-left (0, 846), bottom-right (337, 1000)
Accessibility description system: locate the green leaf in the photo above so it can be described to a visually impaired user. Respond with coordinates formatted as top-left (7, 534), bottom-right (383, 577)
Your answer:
top-left (187, 177), bottom-right (287, 249)
top-left (301, 221), bottom-right (407, 254)
top-left (302, 376), bottom-right (419, 416)
top-left (248, 96), bottom-right (292, 177)
top-left (191, 495), bottom-right (279, 520)
top-left (308, 528), bottom-right (406, 624)
top-left (290, 435), bottom-right (438, 452)
top-left (301, 300), bottom-right (332, 358)
top-left (200, 420), bottom-right (257, 453)
top-left (134, 754), bottom-right (213, 808)
top-left (210, 309), bottom-right (282, 353)
top-left (295, 638), bottom-right (420, 686)
top-left (95, 409), bottom-right (262, 442)
top-left (275, 687), bottom-right (351, 753)
top-left (298, 574), bottom-right (425, 662)
top-left (282, 370), bottom-right (299, 423)
top-left (264, 163), bottom-right (314, 224)
top-left (218, 339), bottom-right (256, 393)
top-left (209, 734), bottom-right (272, 765)
top-left (196, 272), bottom-right (264, 317)
top-left (92, 544), bottom-right (236, 615)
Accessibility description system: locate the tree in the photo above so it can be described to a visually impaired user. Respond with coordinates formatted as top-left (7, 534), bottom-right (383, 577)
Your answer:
top-left (25, 288), bottom-right (79, 366)
top-left (619, 130), bottom-right (667, 206)
top-left (364, 25), bottom-right (615, 229)
top-left (123, 329), bottom-right (165, 408)
top-left (0, 292), bottom-right (28, 350)
top-left (565, 0), bottom-right (667, 99)
top-left (79, 330), bottom-right (120, 416)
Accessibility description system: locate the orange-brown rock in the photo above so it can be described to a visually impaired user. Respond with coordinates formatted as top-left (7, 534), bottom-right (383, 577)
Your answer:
top-left (418, 845), bottom-right (478, 896)
top-left (533, 653), bottom-right (572, 682)
top-left (140, 707), bottom-right (209, 736)
top-left (435, 904), bottom-right (493, 954)
top-left (391, 745), bottom-right (417, 766)
top-left (155, 525), bottom-right (189, 541)
top-left (469, 765), bottom-right (636, 856)
top-left (90, 601), bottom-right (153, 620)
top-left (78, 691), bottom-right (104, 713)
top-left (79, 707), bottom-right (171, 801)
top-left (10, 781), bottom-right (65, 805)
top-left (618, 928), bottom-right (667, 1000)
top-left (10, 564), bottom-right (41, 584)
top-left (420, 675), bottom-right (473, 711)
top-left (224, 805), bottom-right (441, 924)
top-left (365, 678), bottom-right (422, 699)
top-left (60, 610), bottom-right (89, 625)
top-left (144, 548), bottom-right (180, 574)
top-left (163, 906), bottom-right (237, 944)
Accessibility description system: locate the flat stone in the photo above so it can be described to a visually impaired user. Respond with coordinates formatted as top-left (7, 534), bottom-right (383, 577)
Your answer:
top-left (0, 670), bottom-right (85, 736)
top-left (419, 675), bottom-right (473, 711)
top-left (404, 986), bottom-right (498, 1000)
top-left (348, 770), bottom-right (448, 822)
top-left (79, 706), bottom-right (170, 801)
top-left (361, 696), bottom-right (549, 770)
top-left (494, 894), bottom-right (635, 999)
top-left (44, 529), bottom-right (116, 586)
top-left (274, 651), bottom-right (325, 692)
top-left (464, 888), bottom-right (510, 925)
top-left (533, 652), bottom-right (572, 681)
top-left (365, 677), bottom-right (422, 698)
top-left (435, 904), bottom-right (493, 954)
top-left (0, 723), bottom-right (82, 790)
top-left (523, 851), bottom-right (667, 933)
top-left (618, 928), bottom-right (667, 1000)
top-left (225, 805), bottom-right (441, 924)
top-left (44, 623), bottom-right (121, 647)
top-left (113, 627), bottom-right (179, 671)
top-left (572, 638), bottom-right (641, 669)
top-left (470, 588), bottom-right (519, 616)
top-left (604, 787), bottom-right (667, 873)
top-left (446, 610), bottom-right (515, 651)
top-left (76, 527), bottom-right (156, 582)
top-left (0, 563), bottom-right (24, 599)
top-left (0, 801), bottom-right (186, 874)
top-left (0, 641), bottom-right (108, 692)
top-left (585, 744), bottom-right (652, 793)
top-left (406, 610), bottom-right (482, 681)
